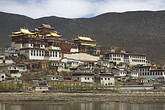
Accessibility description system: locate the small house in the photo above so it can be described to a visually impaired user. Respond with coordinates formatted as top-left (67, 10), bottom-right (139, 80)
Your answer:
top-left (31, 80), bottom-right (49, 92)
top-left (72, 71), bottom-right (94, 83)
top-left (99, 73), bottom-right (115, 85)
top-left (0, 72), bottom-right (6, 81)
top-left (46, 75), bottom-right (63, 81)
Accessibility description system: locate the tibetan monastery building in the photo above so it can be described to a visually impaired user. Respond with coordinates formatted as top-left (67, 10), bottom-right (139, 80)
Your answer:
top-left (73, 36), bottom-right (99, 55)
top-left (10, 24), bottom-right (78, 61)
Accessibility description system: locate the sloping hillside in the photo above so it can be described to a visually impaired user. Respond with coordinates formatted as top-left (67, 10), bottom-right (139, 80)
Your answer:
top-left (0, 11), bottom-right (165, 64)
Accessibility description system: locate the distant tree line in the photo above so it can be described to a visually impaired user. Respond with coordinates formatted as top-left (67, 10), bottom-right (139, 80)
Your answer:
top-left (0, 81), bottom-right (28, 91)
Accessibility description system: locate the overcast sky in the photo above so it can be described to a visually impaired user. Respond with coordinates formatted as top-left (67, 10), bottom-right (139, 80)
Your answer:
top-left (0, 0), bottom-right (165, 18)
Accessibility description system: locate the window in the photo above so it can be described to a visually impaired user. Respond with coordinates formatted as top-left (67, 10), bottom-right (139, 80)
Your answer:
top-left (85, 77), bottom-right (86, 80)
top-left (42, 51), bottom-right (44, 56)
top-left (39, 51), bottom-right (41, 56)
top-left (52, 52), bottom-right (53, 57)
top-left (59, 52), bottom-right (61, 57)
top-left (36, 51), bottom-right (38, 56)
top-left (53, 51), bottom-right (55, 57)
top-left (108, 78), bottom-right (110, 80)
top-left (105, 78), bottom-right (107, 80)
top-left (31, 50), bottom-right (33, 56)
top-left (88, 78), bottom-right (90, 80)
top-left (49, 51), bottom-right (52, 56)
top-left (56, 52), bottom-right (58, 57)
top-left (34, 50), bottom-right (36, 56)
top-left (40, 51), bottom-right (42, 56)
top-left (160, 72), bottom-right (163, 75)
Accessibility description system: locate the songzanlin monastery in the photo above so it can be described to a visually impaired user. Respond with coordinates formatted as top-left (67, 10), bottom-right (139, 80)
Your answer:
top-left (10, 24), bottom-right (147, 66)
top-left (10, 24), bottom-right (99, 61)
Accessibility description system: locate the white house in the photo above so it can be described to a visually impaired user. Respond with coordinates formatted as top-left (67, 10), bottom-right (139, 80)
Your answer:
top-left (5, 70), bottom-right (21, 78)
top-left (61, 58), bottom-right (82, 69)
top-left (72, 71), bottom-right (94, 83)
top-left (46, 75), bottom-right (63, 81)
top-left (15, 64), bottom-right (27, 72)
top-left (31, 80), bottom-right (49, 92)
top-left (139, 66), bottom-right (165, 82)
top-left (119, 68), bottom-right (127, 77)
top-left (50, 58), bottom-right (83, 72)
top-left (130, 69), bottom-right (139, 78)
top-left (4, 47), bottom-right (18, 57)
top-left (99, 73), bottom-right (115, 85)
top-left (4, 65), bottom-right (24, 78)
top-left (5, 64), bottom-right (27, 72)
top-left (103, 52), bottom-right (146, 66)
top-left (97, 58), bottom-right (111, 68)
top-left (0, 72), bottom-right (6, 81)
top-left (50, 61), bottom-right (66, 72)
top-left (0, 55), bottom-right (14, 65)
top-left (128, 53), bottom-right (146, 66)
top-left (20, 49), bottom-right (62, 61)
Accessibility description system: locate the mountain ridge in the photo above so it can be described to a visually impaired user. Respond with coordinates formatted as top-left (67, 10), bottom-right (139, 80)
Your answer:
top-left (0, 11), bottom-right (165, 64)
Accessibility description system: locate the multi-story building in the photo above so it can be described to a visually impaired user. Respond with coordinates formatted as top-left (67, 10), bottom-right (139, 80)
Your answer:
top-left (73, 36), bottom-right (98, 55)
top-left (103, 51), bottom-right (146, 66)
top-left (139, 66), bottom-right (165, 82)
top-left (10, 24), bottom-right (79, 61)
top-left (72, 71), bottom-right (95, 83)
top-left (99, 73), bottom-right (115, 85)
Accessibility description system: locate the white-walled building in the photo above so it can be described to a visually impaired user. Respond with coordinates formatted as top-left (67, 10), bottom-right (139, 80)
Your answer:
top-left (31, 80), bottom-right (49, 92)
top-left (10, 25), bottom-right (77, 61)
top-left (119, 68), bottom-right (127, 77)
top-left (19, 49), bottom-right (62, 61)
top-left (72, 71), bottom-right (94, 83)
top-left (4, 64), bottom-right (27, 78)
top-left (5, 64), bottom-right (27, 72)
top-left (5, 70), bottom-right (21, 78)
top-left (97, 59), bottom-right (112, 68)
top-left (0, 72), bottom-right (6, 81)
top-left (4, 47), bottom-right (18, 57)
top-left (99, 73), bottom-right (115, 85)
top-left (50, 61), bottom-right (66, 72)
top-left (0, 55), bottom-right (14, 65)
top-left (61, 58), bottom-right (82, 69)
top-left (139, 66), bottom-right (165, 82)
top-left (103, 52), bottom-right (146, 66)
top-left (46, 75), bottom-right (63, 81)
top-left (130, 70), bottom-right (139, 78)
top-left (128, 53), bottom-right (146, 66)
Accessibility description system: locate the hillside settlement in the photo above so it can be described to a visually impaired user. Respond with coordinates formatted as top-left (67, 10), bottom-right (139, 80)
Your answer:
top-left (0, 24), bottom-right (164, 92)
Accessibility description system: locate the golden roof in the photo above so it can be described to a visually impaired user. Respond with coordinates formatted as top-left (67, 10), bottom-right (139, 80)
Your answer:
top-left (12, 28), bottom-right (34, 35)
top-left (74, 36), bottom-right (96, 41)
top-left (81, 42), bottom-right (96, 47)
top-left (46, 32), bottom-right (62, 37)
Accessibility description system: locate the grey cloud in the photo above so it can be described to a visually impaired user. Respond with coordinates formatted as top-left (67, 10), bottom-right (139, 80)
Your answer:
top-left (0, 0), bottom-right (165, 18)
